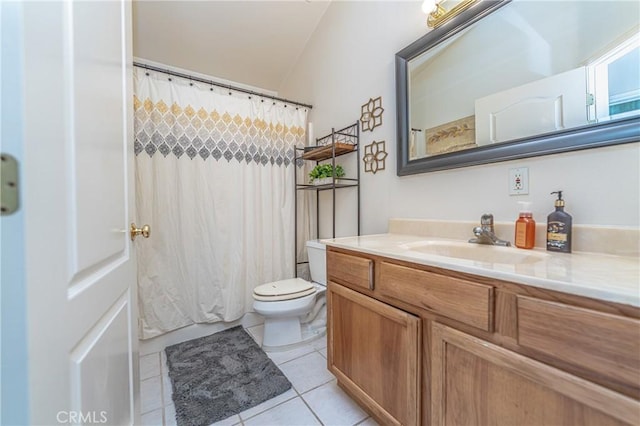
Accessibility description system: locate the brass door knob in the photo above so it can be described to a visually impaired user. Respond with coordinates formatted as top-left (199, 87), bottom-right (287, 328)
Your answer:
top-left (130, 223), bottom-right (151, 241)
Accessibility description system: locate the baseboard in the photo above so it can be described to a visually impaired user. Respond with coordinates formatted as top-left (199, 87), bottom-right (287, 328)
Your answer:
top-left (139, 312), bottom-right (264, 355)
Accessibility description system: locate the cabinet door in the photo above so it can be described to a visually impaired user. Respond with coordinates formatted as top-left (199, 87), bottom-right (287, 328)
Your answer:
top-left (327, 282), bottom-right (421, 426)
top-left (431, 323), bottom-right (639, 426)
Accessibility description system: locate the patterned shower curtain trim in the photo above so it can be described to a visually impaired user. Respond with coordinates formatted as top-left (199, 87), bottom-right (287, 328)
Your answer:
top-left (133, 96), bottom-right (306, 165)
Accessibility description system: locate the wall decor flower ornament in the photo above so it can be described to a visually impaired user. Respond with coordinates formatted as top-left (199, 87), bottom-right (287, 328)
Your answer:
top-left (363, 140), bottom-right (388, 174)
top-left (360, 96), bottom-right (384, 132)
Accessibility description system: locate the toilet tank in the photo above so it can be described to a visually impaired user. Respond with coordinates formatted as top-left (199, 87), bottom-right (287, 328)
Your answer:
top-left (306, 240), bottom-right (327, 285)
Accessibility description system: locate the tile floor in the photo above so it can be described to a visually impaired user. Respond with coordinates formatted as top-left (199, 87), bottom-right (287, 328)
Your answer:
top-left (140, 324), bottom-right (379, 426)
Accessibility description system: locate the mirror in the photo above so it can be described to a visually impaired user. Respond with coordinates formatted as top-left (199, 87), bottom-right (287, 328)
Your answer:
top-left (396, 0), bottom-right (640, 176)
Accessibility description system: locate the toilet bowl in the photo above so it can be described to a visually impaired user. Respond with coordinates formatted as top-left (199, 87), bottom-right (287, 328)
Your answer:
top-left (253, 240), bottom-right (327, 351)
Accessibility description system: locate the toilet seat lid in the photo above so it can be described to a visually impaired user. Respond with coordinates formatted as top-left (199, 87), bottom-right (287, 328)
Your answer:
top-left (253, 278), bottom-right (316, 301)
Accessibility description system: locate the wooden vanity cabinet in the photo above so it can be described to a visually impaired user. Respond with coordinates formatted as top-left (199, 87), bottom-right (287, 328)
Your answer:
top-left (326, 246), bottom-right (640, 426)
top-left (431, 323), bottom-right (638, 426)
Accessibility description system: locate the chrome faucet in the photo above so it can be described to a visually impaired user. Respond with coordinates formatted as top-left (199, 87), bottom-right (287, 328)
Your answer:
top-left (469, 214), bottom-right (511, 246)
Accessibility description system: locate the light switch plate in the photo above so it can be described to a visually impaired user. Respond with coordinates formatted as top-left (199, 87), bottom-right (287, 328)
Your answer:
top-left (509, 167), bottom-right (529, 195)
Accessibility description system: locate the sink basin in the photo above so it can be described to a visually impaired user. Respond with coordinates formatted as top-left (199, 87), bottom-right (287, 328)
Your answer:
top-left (400, 240), bottom-right (549, 264)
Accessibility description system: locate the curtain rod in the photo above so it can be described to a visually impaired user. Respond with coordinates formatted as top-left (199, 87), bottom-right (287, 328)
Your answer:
top-left (133, 62), bottom-right (313, 110)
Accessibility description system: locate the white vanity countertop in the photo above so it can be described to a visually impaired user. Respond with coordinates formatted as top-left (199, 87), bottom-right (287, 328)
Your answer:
top-left (322, 233), bottom-right (640, 308)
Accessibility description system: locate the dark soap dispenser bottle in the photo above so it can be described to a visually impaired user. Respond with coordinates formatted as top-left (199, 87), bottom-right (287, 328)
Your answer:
top-left (546, 191), bottom-right (572, 253)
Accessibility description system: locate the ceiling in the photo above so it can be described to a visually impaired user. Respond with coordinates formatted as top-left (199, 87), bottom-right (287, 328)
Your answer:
top-left (133, 1), bottom-right (331, 92)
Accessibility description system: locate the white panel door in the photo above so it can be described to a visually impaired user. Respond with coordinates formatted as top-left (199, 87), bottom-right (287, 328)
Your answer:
top-left (475, 67), bottom-right (588, 145)
top-left (21, 1), bottom-right (140, 424)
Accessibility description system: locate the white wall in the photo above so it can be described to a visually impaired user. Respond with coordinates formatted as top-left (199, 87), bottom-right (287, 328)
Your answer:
top-left (279, 1), bottom-right (640, 237)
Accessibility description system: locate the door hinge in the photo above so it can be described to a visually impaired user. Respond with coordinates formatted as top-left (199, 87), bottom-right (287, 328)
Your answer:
top-left (0, 153), bottom-right (19, 216)
top-left (586, 93), bottom-right (595, 106)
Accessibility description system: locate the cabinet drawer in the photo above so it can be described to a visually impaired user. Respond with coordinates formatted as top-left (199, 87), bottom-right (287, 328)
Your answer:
top-left (517, 296), bottom-right (640, 393)
top-left (379, 262), bottom-right (493, 331)
top-left (327, 250), bottom-right (374, 291)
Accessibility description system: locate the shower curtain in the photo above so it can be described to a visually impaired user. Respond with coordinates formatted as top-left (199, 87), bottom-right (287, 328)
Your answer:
top-left (133, 67), bottom-right (309, 339)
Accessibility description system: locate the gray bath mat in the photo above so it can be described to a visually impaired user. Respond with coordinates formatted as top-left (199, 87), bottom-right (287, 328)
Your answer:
top-left (165, 326), bottom-right (292, 426)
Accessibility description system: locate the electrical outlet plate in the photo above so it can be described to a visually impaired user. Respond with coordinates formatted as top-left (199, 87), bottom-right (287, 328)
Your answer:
top-left (509, 167), bottom-right (529, 195)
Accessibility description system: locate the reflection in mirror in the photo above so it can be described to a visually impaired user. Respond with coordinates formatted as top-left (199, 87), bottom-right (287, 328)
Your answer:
top-left (590, 35), bottom-right (640, 122)
top-left (397, 0), bottom-right (640, 175)
top-left (409, 0), bottom-right (639, 160)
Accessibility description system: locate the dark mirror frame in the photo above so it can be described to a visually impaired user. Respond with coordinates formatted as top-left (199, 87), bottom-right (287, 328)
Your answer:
top-left (396, 0), bottom-right (640, 176)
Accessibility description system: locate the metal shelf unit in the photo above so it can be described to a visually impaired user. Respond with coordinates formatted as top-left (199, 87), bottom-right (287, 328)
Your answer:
top-left (294, 122), bottom-right (361, 274)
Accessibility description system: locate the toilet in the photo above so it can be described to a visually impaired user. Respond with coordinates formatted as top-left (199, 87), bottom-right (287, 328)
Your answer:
top-left (253, 240), bottom-right (327, 351)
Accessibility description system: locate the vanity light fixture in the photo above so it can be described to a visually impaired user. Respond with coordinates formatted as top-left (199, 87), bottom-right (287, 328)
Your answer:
top-left (422, 0), bottom-right (479, 28)
top-left (422, 0), bottom-right (446, 27)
